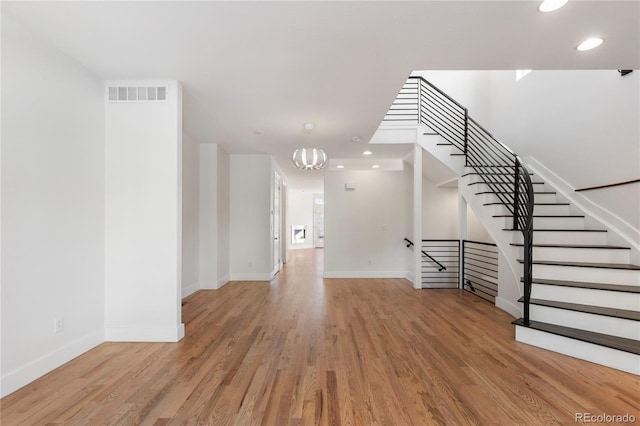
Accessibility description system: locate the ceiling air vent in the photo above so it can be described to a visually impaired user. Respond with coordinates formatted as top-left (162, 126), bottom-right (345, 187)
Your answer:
top-left (107, 86), bottom-right (168, 102)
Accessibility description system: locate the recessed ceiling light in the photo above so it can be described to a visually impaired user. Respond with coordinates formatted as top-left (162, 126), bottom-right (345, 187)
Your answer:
top-left (351, 136), bottom-right (361, 143)
top-left (363, 150), bottom-right (372, 156)
top-left (337, 165), bottom-right (344, 169)
top-left (538, 0), bottom-right (568, 13)
top-left (372, 164), bottom-right (380, 169)
top-left (577, 37), bottom-right (604, 51)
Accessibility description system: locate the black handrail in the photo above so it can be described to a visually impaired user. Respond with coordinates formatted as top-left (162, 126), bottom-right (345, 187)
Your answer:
top-left (401, 76), bottom-right (535, 325)
top-left (403, 238), bottom-right (447, 272)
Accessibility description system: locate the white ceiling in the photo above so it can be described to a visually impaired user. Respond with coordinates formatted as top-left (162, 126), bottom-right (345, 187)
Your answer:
top-left (3, 1), bottom-right (639, 190)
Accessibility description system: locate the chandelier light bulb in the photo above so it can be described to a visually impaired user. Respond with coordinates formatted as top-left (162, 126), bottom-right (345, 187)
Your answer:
top-left (291, 122), bottom-right (327, 170)
top-left (291, 148), bottom-right (328, 170)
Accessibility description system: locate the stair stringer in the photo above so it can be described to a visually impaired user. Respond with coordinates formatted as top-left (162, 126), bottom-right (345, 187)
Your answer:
top-left (524, 156), bottom-right (640, 264)
top-left (459, 172), bottom-right (523, 318)
top-left (415, 132), bottom-right (467, 176)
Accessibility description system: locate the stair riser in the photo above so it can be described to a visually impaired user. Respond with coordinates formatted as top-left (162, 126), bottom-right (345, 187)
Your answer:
top-left (486, 204), bottom-right (571, 216)
top-left (531, 284), bottom-right (640, 310)
top-left (522, 247), bottom-right (631, 264)
top-left (515, 326), bottom-right (640, 375)
top-left (502, 217), bottom-right (585, 230)
top-left (514, 231), bottom-right (608, 245)
top-left (531, 205), bottom-right (572, 216)
top-left (476, 192), bottom-right (558, 204)
top-left (527, 305), bottom-right (640, 340)
top-left (471, 182), bottom-right (547, 194)
top-left (532, 264), bottom-right (640, 285)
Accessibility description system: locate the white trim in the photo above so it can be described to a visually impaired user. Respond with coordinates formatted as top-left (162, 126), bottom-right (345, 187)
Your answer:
top-left (229, 273), bottom-right (272, 281)
top-left (405, 271), bottom-right (416, 285)
top-left (104, 324), bottom-right (185, 342)
top-left (496, 297), bottom-right (521, 319)
top-left (524, 156), bottom-right (640, 253)
top-left (217, 275), bottom-right (230, 289)
top-left (1, 329), bottom-right (103, 398)
top-left (182, 282), bottom-right (199, 299)
top-left (515, 325), bottom-right (640, 375)
top-left (199, 279), bottom-right (217, 290)
top-left (323, 270), bottom-right (411, 279)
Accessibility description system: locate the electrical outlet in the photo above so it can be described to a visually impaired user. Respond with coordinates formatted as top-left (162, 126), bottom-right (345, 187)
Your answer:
top-left (53, 317), bottom-right (64, 334)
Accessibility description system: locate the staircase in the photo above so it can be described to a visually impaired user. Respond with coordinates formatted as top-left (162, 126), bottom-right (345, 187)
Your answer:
top-left (386, 76), bottom-right (640, 375)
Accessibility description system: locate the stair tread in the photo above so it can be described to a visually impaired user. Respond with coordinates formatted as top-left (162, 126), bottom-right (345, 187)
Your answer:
top-left (503, 228), bottom-right (606, 232)
top-left (512, 318), bottom-right (640, 355)
top-left (521, 277), bottom-right (640, 293)
top-left (470, 181), bottom-right (545, 186)
top-left (517, 259), bottom-right (640, 270)
top-left (476, 191), bottom-right (556, 195)
top-left (510, 243), bottom-right (629, 250)
top-left (484, 202), bottom-right (569, 206)
top-left (495, 215), bottom-right (584, 218)
top-left (463, 172), bottom-right (534, 176)
top-left (518, 297), bottom-right (640, 321)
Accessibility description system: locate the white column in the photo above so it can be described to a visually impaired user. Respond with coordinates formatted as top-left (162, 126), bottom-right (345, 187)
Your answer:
top-left (413, 144), bottom-right (423, 289)
top-left (105, 80), bottom-right (184, 342)
top-left (458, 187), bottom-right (468, 289)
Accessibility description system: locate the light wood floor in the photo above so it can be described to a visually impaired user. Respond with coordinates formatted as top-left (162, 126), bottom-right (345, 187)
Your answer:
top-left (2, 249), bottom-right (638, 425)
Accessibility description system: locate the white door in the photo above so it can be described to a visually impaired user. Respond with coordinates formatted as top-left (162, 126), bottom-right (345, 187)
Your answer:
top-left (313, 194), bottom-right (324, 248)
top-left (273, 173), bottom-right (281, 272)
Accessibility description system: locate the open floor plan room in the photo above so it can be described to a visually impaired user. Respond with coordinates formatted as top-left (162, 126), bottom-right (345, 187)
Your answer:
top-left (1, 249), bottom-right (638, 425)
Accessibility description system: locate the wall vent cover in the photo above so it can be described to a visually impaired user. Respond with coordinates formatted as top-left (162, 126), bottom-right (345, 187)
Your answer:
top-left (107, 86), bottom-right (168, 102)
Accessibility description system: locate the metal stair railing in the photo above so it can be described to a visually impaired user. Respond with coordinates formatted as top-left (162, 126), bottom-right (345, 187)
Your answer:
top-left (394, 76), bottom-right (535, 325)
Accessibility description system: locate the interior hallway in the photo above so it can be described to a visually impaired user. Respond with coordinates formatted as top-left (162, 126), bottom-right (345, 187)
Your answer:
top-left (1, 248), bottom-right (638, 424)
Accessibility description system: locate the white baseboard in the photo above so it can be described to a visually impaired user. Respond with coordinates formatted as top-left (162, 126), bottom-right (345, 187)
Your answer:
top-left (105, 323), bottom-right (185, 342)
top-left (229, 273), bottom-right (272, 281)
top-left (199, 279), bottom-right (217, 290)
top-left (182, 282), bottom-right (199, 298)
top-left (1, 329), bottom-right (103, 398)
top-left (323, 270), bottom-right (410, 279)
top-left (217, 275), bottom-right (230, 288)
top-left (496, 297), bottom-right (521, 319)
top-left (405, 271), bottom-right (416, 285)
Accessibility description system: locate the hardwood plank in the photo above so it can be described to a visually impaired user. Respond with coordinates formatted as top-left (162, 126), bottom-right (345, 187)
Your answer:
top-left (1, 249), bottom-right (638, 425)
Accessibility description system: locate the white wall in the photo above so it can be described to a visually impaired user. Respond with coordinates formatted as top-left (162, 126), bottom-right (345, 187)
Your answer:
top-left (467, 204), bottom-right (493, 243)
top-left (182, 132), bottom-right (199, 297)
top-left (324, 169), bottom-right (412, 278)
top-left (198, 143), bottom-right (231, 290)
top-left (104, 80), bottom-right (184, 342)
top-left (488, 70), bottom-right (640, 233)
top-left (288, 190), bottom-right (315, 250)
top-left (412, 70), bottom-right (492, 125)
top-left (1, 17), bottom-right (105, 396)
top-left (229, 155), bottom-right (272, 280)
top-left (422, 179), bottom-right (458, 239)
top-left (199, 144), bottom-right (217, 289)
top-left (217, 147), bottom-right (230, 286)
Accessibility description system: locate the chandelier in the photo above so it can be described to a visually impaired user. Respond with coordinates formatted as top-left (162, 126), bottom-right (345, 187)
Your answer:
top-left (291, 123), bottom-right (328, 170)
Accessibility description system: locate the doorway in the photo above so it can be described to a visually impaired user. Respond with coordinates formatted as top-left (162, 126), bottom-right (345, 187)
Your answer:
top-left (313, 193), bottom-right (324, 248)
top-left (273, 172), bottom-right (282, 272)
